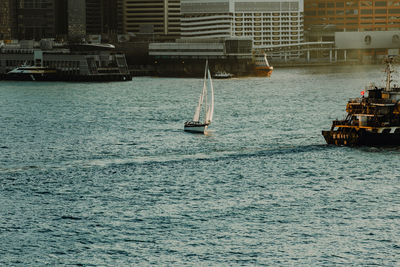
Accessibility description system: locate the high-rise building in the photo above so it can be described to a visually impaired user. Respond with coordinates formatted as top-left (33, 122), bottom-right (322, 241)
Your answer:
top-left (55, 0), bottom-right (68, 37)
top-left (102, 0), bottom-right (120, 34)
top-left (15, 0), bottom-right (67, 40)
top-left (1, 0), bottom-right (121, 40)
top-left (86, 0), bottom-right (102, 34)
top-left (304, 0), bottom-right (400, 41)
top-left (122, 0), bottom-right (181, 36)
top-left (0, 0), bottom-right (17, 39)
top-left (68, 0), bottom-right (86, 38)
top-left (86, 0), bottom-right (119, 35)
top-left (181, 0), bottom-right (304, 48)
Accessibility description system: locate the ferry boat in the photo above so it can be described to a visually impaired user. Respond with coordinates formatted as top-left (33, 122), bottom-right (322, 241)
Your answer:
top-left (254, 53), bottom-right (273, 77)
top-left (6, 64), bottom-right (58, 81)
top-left (322, 57), bottom-right (400, 146)
top-left (0, 43), bottom-right (132, 82)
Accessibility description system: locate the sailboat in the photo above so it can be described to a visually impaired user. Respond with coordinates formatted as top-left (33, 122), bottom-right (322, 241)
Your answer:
top-left (184, 60), bottom-right (214, 134)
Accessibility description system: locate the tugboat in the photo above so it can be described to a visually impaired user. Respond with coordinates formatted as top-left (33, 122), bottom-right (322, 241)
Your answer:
top-left (254, 53), bottom-right (273, 77)
top-left (322, 57), bottom-right (400, 146)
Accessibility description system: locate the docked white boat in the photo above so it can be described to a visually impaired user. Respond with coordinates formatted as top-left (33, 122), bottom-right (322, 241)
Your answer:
top-left (6, 64), bottom-right (58, 81)
top-left (184, 61), bottom-right (214, 134)
top-left (214, 71), bottom-right (233, 79)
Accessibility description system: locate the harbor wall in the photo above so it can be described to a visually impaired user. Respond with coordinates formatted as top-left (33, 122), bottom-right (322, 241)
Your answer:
top-left (151, 57), bottom-right (254, 77)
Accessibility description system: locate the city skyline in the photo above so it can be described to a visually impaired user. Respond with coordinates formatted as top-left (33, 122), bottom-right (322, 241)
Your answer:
top-left (1, 0), bottom-right (399, 41)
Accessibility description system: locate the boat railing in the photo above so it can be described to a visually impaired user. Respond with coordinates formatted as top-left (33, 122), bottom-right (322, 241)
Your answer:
top-left (348, 98), bottom-right (363, 103)
top-left (348, 98), bottom-right (395, 104)
top-left (332, 120), bottom-right (351, 127)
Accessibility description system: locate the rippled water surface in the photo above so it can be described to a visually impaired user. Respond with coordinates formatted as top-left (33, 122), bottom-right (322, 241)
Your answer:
top-left (1, 65), bottom-right (400, 266)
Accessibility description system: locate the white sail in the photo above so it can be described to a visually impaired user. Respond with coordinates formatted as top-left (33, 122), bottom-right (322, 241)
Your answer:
top-left (192, 62), bottom-right (208, 121)
top-left (193, 81), bottom-right (206, 121)
top-left (264, 53), bottom-right (270, 67)
top-left (206, 69), bottom-right (214, 124)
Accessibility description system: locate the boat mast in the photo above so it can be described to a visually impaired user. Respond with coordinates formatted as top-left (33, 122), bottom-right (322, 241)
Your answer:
top-left (206, 68), bottom-right (214, 124)
top-left (204, 60), bottom-right (208, 123)
top-left (385, 57), bottom-right (393, 91)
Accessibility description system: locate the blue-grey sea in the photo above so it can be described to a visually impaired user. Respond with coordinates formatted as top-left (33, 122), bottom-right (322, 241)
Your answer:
top-left (1, 65), bottom-right (400, 266)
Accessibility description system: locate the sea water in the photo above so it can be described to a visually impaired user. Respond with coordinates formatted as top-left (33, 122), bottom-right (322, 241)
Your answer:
top-left (1, 65), bottom-right (399, 265)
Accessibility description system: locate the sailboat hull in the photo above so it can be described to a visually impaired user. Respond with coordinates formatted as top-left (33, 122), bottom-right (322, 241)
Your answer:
top-left (184, 124), bottom-right (208, 134)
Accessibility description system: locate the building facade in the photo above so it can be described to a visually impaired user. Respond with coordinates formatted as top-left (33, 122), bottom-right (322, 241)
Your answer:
top-left (304, 0), bottom-right (400, 41)
top-left (86, 0), bottom-right (119, 35)
top-left (122, 0), bottom-right (181, 36)
top-left (181, 0), bottom-right (304, 49)
top-left (0, 0), bottom-right (17, 40)
top-left (1, 0), bottom-right (120, 41)
top-left (0, 0), bottom-right (67, 40)
top-left (15, 0), bottom-right (68, 40)
top-left (68, 0), bottom-right (86, 39)
top-left (149, 38), bottom-right (254, 76)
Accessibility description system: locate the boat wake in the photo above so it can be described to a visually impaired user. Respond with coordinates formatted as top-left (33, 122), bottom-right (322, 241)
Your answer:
top-left (0, 144), bottom-right (330, 174)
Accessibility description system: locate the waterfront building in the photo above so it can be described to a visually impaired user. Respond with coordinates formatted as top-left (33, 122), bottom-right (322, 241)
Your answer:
top-left (181, 0), bottom-right (304, 53)
top-left (149, 38), bottom-right (254, 76)
top-left (304, 0), bottom-right (400, 62)
top-left (121, 0), bottom-right (181, 36)
top-left (304, 0), bottom-right (400, 41)
top-left (150, 38), bottom-right (252, 58)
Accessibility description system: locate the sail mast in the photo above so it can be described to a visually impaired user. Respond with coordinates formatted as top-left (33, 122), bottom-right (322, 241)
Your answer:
top-left (203, 60), bottom-right (208, 123)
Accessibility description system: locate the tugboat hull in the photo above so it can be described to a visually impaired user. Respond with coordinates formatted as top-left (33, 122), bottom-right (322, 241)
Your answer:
top-left (322, 129), bottom-right (400, 146)
top-left (254, 68), bottom-right (273, 77)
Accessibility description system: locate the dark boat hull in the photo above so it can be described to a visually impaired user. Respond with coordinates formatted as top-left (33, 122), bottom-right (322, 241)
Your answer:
top-left (1, 73), bottom-right (132, 82)
top-left (322, 129), bottom-right (400, 146)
